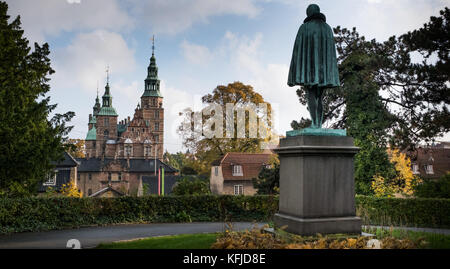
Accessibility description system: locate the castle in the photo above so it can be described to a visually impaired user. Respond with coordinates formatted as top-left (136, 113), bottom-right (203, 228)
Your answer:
top-left (75, 43), bottom-right (177, 197)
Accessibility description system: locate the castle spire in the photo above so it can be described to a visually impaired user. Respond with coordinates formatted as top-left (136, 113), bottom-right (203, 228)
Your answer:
top-left (152, 35), bottom-right (155, 56)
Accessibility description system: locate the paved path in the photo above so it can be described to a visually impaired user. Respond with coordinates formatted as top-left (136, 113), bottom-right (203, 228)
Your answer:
top-left (1, 223), bottom-right (449, 249)
top-left (0, 222), bottom-right (264, 249)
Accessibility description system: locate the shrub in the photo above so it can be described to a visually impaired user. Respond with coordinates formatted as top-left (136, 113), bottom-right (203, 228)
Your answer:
top-left (211, 225), bottom-right (425, 249)
top-left (171, 176), bottom-right (211, 196)
top-left (414, 173), bottom-right (450, 199)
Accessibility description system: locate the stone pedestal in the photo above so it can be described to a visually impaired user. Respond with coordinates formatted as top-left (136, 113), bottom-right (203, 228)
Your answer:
top-left (274, 135), bottom-right (361, 235)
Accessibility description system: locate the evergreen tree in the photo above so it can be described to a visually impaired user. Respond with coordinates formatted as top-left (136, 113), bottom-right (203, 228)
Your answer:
top-left (0, 2), bottom-right (74, 197)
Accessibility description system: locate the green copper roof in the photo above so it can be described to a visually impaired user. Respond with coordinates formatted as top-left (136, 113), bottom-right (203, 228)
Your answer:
top-left (98, 106), bottom-right (118, 116)
top-left (142, 89), bottom-right (163, 98)
top-left (89, 116), bottom-right (97, 124)
top-left (86, 126), bottom-right (97, 141)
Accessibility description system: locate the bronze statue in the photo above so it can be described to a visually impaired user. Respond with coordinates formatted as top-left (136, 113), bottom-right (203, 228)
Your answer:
top-left (288, 4), bottom-right (340, 129)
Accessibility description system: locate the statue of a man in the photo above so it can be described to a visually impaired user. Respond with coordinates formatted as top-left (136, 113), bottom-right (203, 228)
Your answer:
top-left (288, 4), bottom-right (340, 129)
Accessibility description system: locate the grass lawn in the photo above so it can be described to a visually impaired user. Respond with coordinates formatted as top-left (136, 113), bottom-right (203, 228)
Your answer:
top-left (96, 228), bottom-right (450, 249)
top-left (363, 227), bottom-right (450, 249)
top-left (97, 233), bottom-right (218, 249)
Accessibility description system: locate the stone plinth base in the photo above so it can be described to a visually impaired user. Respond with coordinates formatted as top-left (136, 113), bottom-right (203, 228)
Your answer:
top-left (274, 213), bottom-right (362, 235)
top-left (274, 135), bottom-right (361, 236)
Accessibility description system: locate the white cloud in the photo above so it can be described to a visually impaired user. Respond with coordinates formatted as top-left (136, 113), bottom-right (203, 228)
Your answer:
top-left (52, 30), bottom-right (137, 94)
top-left (6, 0), bottom-right (133, 43)
top-left (126, 0), bottom-right (261, 34)
top-left (222, 31), bottom-right (263, 75)
top-left (180, 40), bottom-right (214, 65)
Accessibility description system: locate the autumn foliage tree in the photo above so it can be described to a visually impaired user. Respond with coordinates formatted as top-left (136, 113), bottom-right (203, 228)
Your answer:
top-left (178, 82), bottom-right (275, 171)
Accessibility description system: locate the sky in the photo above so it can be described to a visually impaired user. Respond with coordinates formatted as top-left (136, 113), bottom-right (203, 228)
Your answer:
top-left (5, 0), bottom-right (450, 153)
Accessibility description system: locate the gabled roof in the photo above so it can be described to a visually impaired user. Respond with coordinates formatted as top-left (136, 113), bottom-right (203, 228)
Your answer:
top-left (89, 186), bottom-right (124, 197)
top-left (51, 152), bottom-right (79, 167)
top-left (220, 152), bottom-right (272, 165)
top-left (216, 152), bottom-right (273, 181)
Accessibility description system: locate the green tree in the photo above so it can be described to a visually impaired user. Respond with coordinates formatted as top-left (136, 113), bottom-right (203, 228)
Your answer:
top-left (252, 155), bottom-right (280, 195)
top-left (0, 2), bottom-right (74, 197)
top-left (178, 82), bottom-right (275, 175)
top-left (171, 176), bottom-right (211, 196)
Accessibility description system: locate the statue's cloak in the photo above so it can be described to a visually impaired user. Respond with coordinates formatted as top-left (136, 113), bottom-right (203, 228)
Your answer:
top-left (288, 15), bottom-right (340, 88)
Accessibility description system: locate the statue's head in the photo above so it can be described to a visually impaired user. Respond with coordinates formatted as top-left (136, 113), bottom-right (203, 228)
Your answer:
top-left (306, 4), bottom-right (320, 17)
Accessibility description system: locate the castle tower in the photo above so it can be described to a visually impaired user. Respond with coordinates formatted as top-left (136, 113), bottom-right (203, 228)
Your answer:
top-left (96, 68), bottom-right (118, 157)
top-left (141, 37), bottom-right (164, 159)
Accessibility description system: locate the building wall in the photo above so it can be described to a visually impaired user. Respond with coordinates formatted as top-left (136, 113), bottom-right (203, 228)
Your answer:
top-left (210, 166), bottom-right (224, 194)
top-left (223, 180), bottom-right (257, 196)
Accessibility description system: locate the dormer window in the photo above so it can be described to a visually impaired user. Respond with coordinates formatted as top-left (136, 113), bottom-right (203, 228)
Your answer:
top-left (232, 165), bottom-right (243, 176)
top-left (412, 164), bottom-right (419, 174)
top-left (425, 164), bottom-right (434, 174)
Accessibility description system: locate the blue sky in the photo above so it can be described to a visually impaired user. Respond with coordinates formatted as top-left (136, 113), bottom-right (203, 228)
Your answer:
top-left (6, 0), bottom-right (450, 153)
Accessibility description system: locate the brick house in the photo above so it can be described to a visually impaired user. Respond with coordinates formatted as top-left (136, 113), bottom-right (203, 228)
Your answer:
top-left (210, 152), bottom-right (273, 195)
top-left (407, 142), bottom-right (450, 179)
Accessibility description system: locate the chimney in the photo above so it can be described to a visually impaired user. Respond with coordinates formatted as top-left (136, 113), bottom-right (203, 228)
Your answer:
top-left (128, 116), bottom-right (131, 122)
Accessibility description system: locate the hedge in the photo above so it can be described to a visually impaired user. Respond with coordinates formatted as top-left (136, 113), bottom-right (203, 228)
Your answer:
top-left (355, 195), bottom-right (450, 229)
top-left (0, 195), bottom-right (278, 234)
top-left (0, 195), bottom-right (449, 234)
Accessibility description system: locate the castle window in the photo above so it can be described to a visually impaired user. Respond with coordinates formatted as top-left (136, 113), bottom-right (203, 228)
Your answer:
top-left (155, 122), bottom-right (159, 131)
top-left (125, 145), bottom-right (132, 156)
top-left (145, 146), bottom-right (151, 157)
top-left (152, 98), bottom-right (156, 106)
top-left (88, 173), bottom-right (92, 181)
top-left (155, 110), bottom-right (160, 119)
top-left (104, 118), bottom-right (109, 126)
top-left (155, 135), bottom-right (159, 143)
top-left (104, 130), bottom-right (109, 140)
top-left (88, 189), bottom-right (92, 196)
top-left (119, 173), bottom-right (122, 181)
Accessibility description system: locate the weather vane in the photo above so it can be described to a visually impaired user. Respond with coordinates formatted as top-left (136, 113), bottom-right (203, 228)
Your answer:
top-left (106, 65), bottom-right (110, 85)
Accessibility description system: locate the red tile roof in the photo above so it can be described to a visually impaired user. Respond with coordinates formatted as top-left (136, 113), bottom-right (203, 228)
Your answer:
top-left (217, 152), bottom-right (273, 181)
top-left (407, 146), bottom-right (450, 179)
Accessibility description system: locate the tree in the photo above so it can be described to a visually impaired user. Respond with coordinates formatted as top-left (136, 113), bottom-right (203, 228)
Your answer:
top-left (252, 155), bottom-right (280, 195)
top-left (171, 176), bottom-right (211, 196)
top-left (178, 82), bottom-right (275, 171)
top-left (66, 139), bottom-right (85, 158)
top-left (292, 8), bottom-right (449, 149)
top-left (371, 149), bottom-right (421, 197)
top-left (0, 2), bottom-right (74, 197)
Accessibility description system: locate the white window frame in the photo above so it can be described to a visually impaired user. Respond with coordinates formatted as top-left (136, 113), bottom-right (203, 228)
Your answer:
top-left (234, 185), bottom-right (244, 195)
top-left (425, 164), bottom-right (434, 174)
top-left (412, 164), bottom-right (419, 174)
top-left (44, 170), bottom-right (57, 186)
top-left (125, 145), bottom-right (133, 156)
top-left (232, 165), bottom-right (243, 176)
top-left (214, 166), bottom-right (219, 176)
